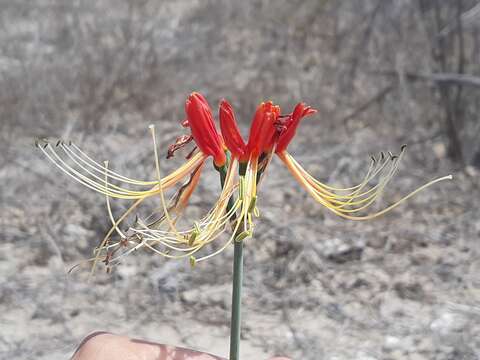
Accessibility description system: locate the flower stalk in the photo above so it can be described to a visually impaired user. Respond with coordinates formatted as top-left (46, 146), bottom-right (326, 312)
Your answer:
top-left (217, 159), bottom-right (243, 360)
top-left (229, 238), bottom-right (243, 360)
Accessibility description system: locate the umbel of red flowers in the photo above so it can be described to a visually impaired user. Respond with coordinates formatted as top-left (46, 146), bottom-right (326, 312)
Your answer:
top-left (37, 91), bottom-right (452, 263)
top-left (192, 91), bottom-right (316, 164)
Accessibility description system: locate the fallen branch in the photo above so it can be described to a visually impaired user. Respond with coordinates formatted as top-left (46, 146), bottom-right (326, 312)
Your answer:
top-left (372, 71), bottom-right (480, 89)
top-left (342, 84), bottom-right (395, 125)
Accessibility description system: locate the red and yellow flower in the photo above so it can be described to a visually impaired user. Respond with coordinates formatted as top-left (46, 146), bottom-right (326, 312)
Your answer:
top-left (38, 92), bottom-right (452, 268)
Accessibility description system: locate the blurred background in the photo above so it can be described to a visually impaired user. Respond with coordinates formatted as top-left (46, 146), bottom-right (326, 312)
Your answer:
top-left (1, 1), bottom-right (479, 359)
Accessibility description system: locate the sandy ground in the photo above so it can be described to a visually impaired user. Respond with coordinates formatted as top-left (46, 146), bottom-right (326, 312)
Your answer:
top-left (3, 120), bottom-right (479, 359)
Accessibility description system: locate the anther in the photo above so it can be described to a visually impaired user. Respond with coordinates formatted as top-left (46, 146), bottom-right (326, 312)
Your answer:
top-left (235, 230), bottom-right (252, 242)
top-left (248, 195), bottom-right (257, 214)
top-left (35, 137), bottom-right (49, 148)
top-left (167, 135), bottom-right (194, 159)
top-left (188, 232), bottom-right (198, 246)
top-left (239, 177), bottom-right (245, 200)
top-left (189, 222), bottom-right (200, 246)
top-left (185, 147), bottom-right (197, 160)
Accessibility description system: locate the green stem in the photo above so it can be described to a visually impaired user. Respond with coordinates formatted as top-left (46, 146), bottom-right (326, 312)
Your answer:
top-left (217, 158), bottom-right (244, 360)
top-left (229, 239), bottom-right (243, 360)
top-left (217, 156), bottom-right (244, 360)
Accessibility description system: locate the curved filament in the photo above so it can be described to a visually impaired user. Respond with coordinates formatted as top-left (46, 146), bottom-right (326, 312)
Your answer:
top-left (279, 150), bottom-right (452, 220)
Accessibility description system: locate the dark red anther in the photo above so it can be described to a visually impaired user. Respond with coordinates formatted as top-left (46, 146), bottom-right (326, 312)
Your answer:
top-left (167, 135), bottom-right (194, 159)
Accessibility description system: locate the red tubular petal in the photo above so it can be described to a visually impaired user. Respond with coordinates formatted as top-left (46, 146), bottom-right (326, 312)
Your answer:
top-left (276, 103), bottom-right (317, 153)
top-left (219, 99), bottom-right (247, 160)
top-left (185, 93), bottom-right (226, 166)
top-left (245, 102), bottom-right (265, 157)
top-left (261, 104), bottom-right (281, 152)
top-left (246, 101), bottom-right (281, 158)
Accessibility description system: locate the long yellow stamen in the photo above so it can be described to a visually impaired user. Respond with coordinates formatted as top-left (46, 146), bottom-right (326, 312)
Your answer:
top-left (37, 139), bottom-right (207, 199)
top-left (196, 207), bottom-right (244, 262)
top-left (279, 151), bottom-right (452, 220)
top-left (296, 151), bottom-right (404, 211)
top-left (70, 143), bottom-right (158, 185)
top-left (112, 158), bottom-right (241, 261)
top-left (104, 161), bottom-right (126, 239)
top-left (89, 196), bottom-right (147, 278)
top-left (149, 124), bottom-right (182, 239)
top-left (291, 151), bottom-right (395, 200)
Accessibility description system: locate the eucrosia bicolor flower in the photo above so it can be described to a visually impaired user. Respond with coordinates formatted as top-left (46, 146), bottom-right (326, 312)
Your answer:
top-left (37, 92), bottom-right (452, 270)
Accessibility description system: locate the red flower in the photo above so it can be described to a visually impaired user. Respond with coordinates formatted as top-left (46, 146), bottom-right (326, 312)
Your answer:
top-left (185, 92), bottom-right (226, 167)
top-left (246, 101), bottom-right (281, 159)
top-left (276, 103), bottom-right (317, 153)
top-left (219, 99), bottom-right (247, 161)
